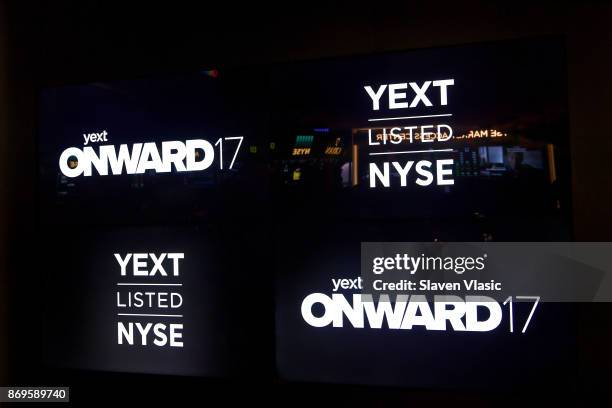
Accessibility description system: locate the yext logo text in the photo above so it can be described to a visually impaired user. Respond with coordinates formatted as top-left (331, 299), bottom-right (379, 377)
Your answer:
top-left (59, 134), bottom-right (244, 178)
top-left (83, 130), bottom-right (108, 145)
top-left (364, 79), bottom-right (454, 110)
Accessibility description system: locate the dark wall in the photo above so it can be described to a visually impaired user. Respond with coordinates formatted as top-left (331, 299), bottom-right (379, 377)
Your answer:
top-left (0, 0), bottom-right (8, 388)
top-left (1, 1), bottom-right (611, 404)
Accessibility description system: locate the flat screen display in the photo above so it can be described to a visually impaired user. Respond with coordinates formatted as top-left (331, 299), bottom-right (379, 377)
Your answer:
top-left (271, 37), bottom-right (574, 391)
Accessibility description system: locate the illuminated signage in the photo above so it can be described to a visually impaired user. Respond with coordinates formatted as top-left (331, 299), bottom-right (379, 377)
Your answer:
top-left (325, 137), bottom-right (342, 155)
top-left (294, 135), bottom-right (313, 147)
top-left (292, 148), bottom-right (311, 156)
top-left (325, 146), bottom-right (342, 155)
top-left (371, 129), bottom-right (452, 143)
top-left (292, 135), bottom-right (313, 156)
top-left (369, 160), bottom-right (454, 187)
top-left (363, 78), bottom-right (456, 188)
top-left (363, 79), bottom-right (454, 110)
top-left (301, 293), bottom-right (502, 332)
top-left (369, 126), bottom-right (453, 144)
top-left (455, 129), bottom-right (508, 140)
top-left (115, 252), bottom-right (185, 348)
top-left (59, 134), bottom-right (244, 177)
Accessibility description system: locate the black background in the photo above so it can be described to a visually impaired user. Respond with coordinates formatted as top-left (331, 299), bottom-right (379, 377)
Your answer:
top-left (2, 1), bottom-right (612, 406)
top-left (37, 37), bottom-right (573, 386)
